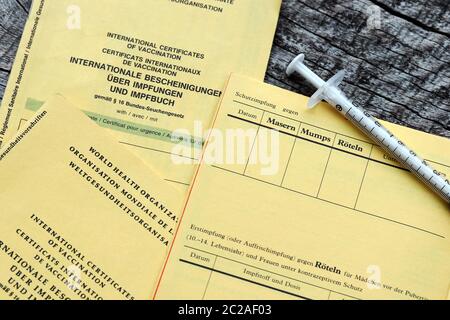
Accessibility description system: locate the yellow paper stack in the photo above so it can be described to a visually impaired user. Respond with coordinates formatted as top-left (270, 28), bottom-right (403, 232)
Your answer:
top-left (0, 0), bottom-right (448, 300)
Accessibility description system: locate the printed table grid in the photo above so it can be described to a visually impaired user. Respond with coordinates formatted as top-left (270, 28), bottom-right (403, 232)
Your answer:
top-left (211, 99), bottom-right (448, 239)
top-left (181, 245), bottom-right (359, 300)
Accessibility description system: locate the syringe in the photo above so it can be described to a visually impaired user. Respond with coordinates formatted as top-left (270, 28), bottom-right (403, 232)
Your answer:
top-left (287, 54), bottom-right (450, 203)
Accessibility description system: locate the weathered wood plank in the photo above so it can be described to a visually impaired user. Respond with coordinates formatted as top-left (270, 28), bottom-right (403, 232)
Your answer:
top-left (0, 0), bottom-right (29, 108)
top-left (266, 0), bottom-right (450, 137)
top-left (371, 0), bottom-right (450, 35)
top-left (16, 0), bottom-right (31, 12)
top-left (0, 0), bottom-right (449, 137)
top-left (0, 0), bottom-right (29, 71)
top-left (0, 69), bottom-right (7, 101)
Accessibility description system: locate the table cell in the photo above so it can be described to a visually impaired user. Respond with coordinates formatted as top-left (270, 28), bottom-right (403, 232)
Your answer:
top-left (261, 112), bottom-right (300, 135)
top-left (318, 151), bottom-right (369, 208)
top-left (181, 247), bottom-right (217, 269)
top-left (166, 248), bottom-right (218, 299)
top-left (297, 123), bottom-right (335, 147)
top-left (228, 101), bottom-right (265, 124)
top-left (333, 134), bottom-right (372, 158)
top-left (355, 161), bottom-right (450, 236)
top-left (245, 128), bottom-right (296, 185)
top-left (370, 146), bottom-right (402, 168)
top-left (205, 267), bottom-right (298, 300)
top-left (205, 258), bottom-right (330, 300)
top-left (216, 115), bottom-right (262, 175)
top-left (282, 140), bottom-right (332, 196)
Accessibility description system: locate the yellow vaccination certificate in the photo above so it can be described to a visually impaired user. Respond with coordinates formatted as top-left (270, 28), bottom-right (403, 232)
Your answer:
top-left (154, 74), bottom-right (450, 300)
top-left (0, 0), bottom-right (281, 187)
top-left (0, 95), bottom-right (182, 300)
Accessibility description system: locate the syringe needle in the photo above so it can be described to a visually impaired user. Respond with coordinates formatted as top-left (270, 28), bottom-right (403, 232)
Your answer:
top-left (287, 54), bottom-right (450, 203)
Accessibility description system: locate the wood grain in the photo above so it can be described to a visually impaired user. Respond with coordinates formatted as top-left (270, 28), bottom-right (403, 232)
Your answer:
top-left (0, 0), bottom-right (29, 103)
top-left (0, 0), bottom-right (449, 137)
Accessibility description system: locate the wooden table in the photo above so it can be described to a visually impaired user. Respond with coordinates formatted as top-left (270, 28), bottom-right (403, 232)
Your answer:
top-left (0, 0), bottom-right (448, 137)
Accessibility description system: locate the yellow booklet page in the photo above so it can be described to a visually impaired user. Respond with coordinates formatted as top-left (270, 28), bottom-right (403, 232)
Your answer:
top-left (154, 74), bottom-right (450, 300)
top-left (0, 95), bottom-right (181, 300)
top-left (0, 0), bottom-right (281, 187)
